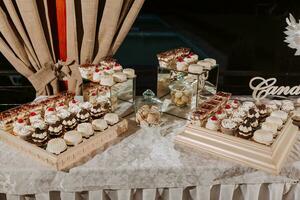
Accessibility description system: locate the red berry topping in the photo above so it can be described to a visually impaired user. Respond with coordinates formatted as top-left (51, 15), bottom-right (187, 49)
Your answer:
top-left (211, 116), bottom-right (218, 121)
top-left (72, 99), bottom-right (77, 103)
top-left (17, 118), bottom-right (24, 123)
top-left (58, 103), bottom-right (64, 107)
top-left (216, 110), bottom-right (222, 114)
top-left (115, 63), bottom-right (120, 66)
top-left (95, 68), bottom-right (100, 72)
top-left (177, 57), bottom-right (184, 62)
top-left (92, 92), bottom-right (97, 96)
top-left (225, 104), bottom-right (231, 109)
top-left (104, 66), bottom-right (110, 70)
top-left (29, 112), bottom-right (36, 116)
top-left (48, 107), bottom-right (55, 111)
top-left (234, 99), bottom-right (238, 103)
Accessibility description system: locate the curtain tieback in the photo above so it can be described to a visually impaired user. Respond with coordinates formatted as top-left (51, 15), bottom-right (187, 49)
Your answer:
top-left (57, 60), bottom-right (83, 93)
top-left (28, 63), bottom-right (57, 94)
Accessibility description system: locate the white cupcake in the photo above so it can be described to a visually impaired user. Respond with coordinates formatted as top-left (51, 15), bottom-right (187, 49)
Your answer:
top-left (205, 116), bottom-right (219, 131)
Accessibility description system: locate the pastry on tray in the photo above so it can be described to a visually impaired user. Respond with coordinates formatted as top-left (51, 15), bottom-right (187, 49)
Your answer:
top-left (221, 118), bottom-right (237, 135)
top-left (46, 138), bottom-right (67, 155)
top-left (77, 123), bottom-right (94, 138)
top-left (92, 119), bottom-right (108, 133)
top-left (205, 116), bottom-right (219, 131)
top-left (253, 130), bottom-right (273, 145)
top-left (64, 131), bottom-right (83, 146)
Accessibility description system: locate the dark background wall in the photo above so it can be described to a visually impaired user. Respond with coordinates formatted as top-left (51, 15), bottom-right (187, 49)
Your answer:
top-left (1, 0), bottom-right (300, 109)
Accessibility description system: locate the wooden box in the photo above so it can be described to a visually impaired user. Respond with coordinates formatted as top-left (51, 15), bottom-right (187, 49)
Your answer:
top-left (175, 118), bottom-right (299, 174)
top-left (0, 119), bottom-right (129, 171)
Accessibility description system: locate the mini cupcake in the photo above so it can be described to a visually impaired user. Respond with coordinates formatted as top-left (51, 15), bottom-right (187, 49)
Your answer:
top-left (45, 115), bottom-right (64, 137)
top-left (113, 63), bottom-right (123, 72)
top-left (56, 102), bottom-right (67, 111)
top-left (80, 102), bottom-right (93, 111)
top-left (266, 101), bottom-right (278, 113)
top-left (13, 118), bottom-right (27, 136)
top-left (90, 103), bottom-right (104, 119)
top-left (76, 109), bottom-right (91, 123)
top-left (29, 112), bottom-right (43, 124)
top-left (237, 121), bottom-right (253, 139)
top-left (256, 104), bottom-right (268, 121)
top-left (230, 99), bottom-right (240, 109)
top-left (215, 110), bottom-right (227, 120)
top-left (58, 109), bottom-right (77, 130)
top-left (176, 57), bottom-right (188, 71)
top-left (247, 108), bottom-right (260, 120)
top-left (245, 117), bottom-right (259, 130)
top-left (295, 98), bottom-right (300, 108)
top-left (221, 119), bottom-right (237, 135)
top-left (242, 101), bottom-right (255, 111)
top-left (292, 114), bottom-right (300, 127)
top-left (224, 104), bottom-right (233, 116)
top-left (281, 102), bottom-right (295, 113)
top-left (31, 121), bottom-right (48, 146)
top-left (68, 104), bottom-right (81, 114)
top-left (183, 52), bottom-right (198, 64)
top-left (232, 109), bottom-right (246, 119)
top-left (45, 107), bottom-right (56, 117)
top-left (205, 116), bottom-right (219, 131)
top-left (93, 68), bottom-right (104, 82)
top-left (17, 125), bottom-right (35, 140)
top-left (69, 99), bottom-right (80, 107)
top-left (231, 117), bottom-right (244, 125)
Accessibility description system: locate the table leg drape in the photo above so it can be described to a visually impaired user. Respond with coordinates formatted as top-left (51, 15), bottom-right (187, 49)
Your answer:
top-left (2, 182), bottom-right (300, 200)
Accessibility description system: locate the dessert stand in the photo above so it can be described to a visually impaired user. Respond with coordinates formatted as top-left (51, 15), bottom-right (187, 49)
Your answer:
top-left (0, 119), bottom-right (129, 171)
top-left (175, 117), bottom-right (298, 174)
top-left (157, 65), bottom-right (219, 119)
top-left (83, 77), bottom-right (136, 118)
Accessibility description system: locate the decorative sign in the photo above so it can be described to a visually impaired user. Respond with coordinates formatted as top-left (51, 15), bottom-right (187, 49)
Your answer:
top-left (249, 77), bottom-right (300, 102)
top-left (284, 13), bottom-right (300, 56)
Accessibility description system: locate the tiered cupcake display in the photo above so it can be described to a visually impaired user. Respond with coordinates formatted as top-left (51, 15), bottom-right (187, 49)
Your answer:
top-left (79, 57), bottom-right (136, 116)
top-left (156, 47), bottom-right (219, 119)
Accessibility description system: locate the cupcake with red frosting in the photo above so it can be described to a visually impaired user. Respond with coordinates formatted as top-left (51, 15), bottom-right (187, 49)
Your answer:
top-left (205, 116), bottom-right (220, 131)
top-left (176, 57), bottom-right (188, 71)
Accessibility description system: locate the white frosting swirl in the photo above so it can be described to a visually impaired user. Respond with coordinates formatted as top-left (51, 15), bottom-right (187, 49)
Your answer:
top-left (221, 119), bottom-right (237, 129)
top-left (45, 115), bottom-right (60, 125)
top-left (57, 109), bottom-right (71, 119)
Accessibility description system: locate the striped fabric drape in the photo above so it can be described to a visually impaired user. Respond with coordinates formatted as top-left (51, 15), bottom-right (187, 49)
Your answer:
top-left (0, 0), bottom-right (144, 95)
top-left (3, 183), bottom-right (300, 200)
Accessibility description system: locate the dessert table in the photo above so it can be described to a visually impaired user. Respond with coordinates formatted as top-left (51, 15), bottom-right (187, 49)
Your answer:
top-left (1, 101), bottom-right (300, 200)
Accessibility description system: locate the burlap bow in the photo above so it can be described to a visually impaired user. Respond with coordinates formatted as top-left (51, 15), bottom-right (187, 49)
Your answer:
top-left (56, 60), bottom-right (83, 95)
top-left (28, 61), bottom-right (82, 96)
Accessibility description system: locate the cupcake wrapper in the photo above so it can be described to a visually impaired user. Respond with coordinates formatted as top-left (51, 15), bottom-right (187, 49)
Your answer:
top-left (221, 127), bottom-right (236, 136)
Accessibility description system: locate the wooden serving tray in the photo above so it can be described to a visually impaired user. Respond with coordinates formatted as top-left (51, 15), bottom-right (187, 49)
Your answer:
top-left (175, 118), bottom-right (299, 174)
top-left (0, 119), bottom-right (129, 171)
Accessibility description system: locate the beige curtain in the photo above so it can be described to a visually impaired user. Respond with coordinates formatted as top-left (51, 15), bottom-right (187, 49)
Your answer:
top-left (0, 0), bottom-right (144, 95)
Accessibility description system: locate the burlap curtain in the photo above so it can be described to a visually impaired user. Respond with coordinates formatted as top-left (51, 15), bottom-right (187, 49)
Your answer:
top-left (0, 0), bottom-right (144, 95)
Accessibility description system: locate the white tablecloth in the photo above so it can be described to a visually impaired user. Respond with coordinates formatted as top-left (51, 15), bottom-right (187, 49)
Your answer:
top-left (1, 103), bottom-right (300, 200)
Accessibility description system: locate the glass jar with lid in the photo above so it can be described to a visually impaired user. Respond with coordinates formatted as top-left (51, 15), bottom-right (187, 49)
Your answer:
top-left (169, 72), bottom-right (193, 107)
top-left (136, 89), bottom-right (162, 127)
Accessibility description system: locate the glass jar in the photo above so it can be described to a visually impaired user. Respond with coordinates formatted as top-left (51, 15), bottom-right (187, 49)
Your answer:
top-left (169, 73), bottom-right (193, 107)
top-left (136, 89), bottom-right (162, 127)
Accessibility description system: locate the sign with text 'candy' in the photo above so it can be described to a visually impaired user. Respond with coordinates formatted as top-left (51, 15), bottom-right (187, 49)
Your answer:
top-left (249, 77), bottom-right (300, 102)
